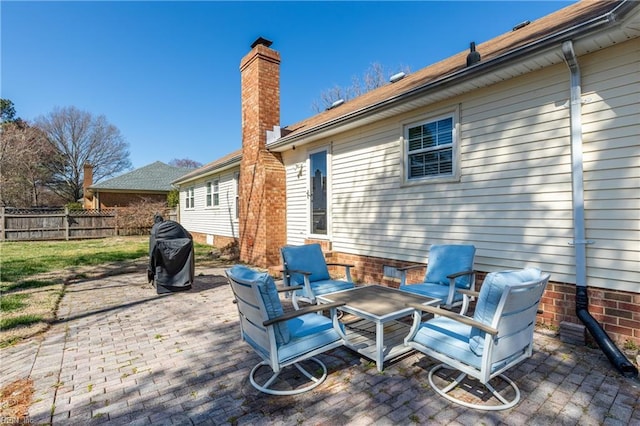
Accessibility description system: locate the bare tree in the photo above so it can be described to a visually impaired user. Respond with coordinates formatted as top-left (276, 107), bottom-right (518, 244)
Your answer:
top-left (169, 158), bottom-right (202, 169)
top-left (311, 62), bottom-right (411, 113)
top-left (35, 106), bottom-right (131, 203)
top-left (0, 120), bottom-right (58, 207)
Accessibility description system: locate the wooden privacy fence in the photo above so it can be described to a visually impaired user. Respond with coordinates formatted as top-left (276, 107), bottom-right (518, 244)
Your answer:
top-left (0, 207), bottom-right (177, 241)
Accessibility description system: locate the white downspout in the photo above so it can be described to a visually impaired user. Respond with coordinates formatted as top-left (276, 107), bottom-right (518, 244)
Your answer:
top-left (561, 40), bottom-right (592, 286)
top-left (561, 40), bottom-right (637, 377)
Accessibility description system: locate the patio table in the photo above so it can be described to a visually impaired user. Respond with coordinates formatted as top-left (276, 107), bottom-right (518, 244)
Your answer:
top-left (317, 285), bottom-right (440, 371)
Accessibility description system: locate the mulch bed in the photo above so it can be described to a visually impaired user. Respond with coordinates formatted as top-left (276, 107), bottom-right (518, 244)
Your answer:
top-left (0, 378), bottom-right (33, 423)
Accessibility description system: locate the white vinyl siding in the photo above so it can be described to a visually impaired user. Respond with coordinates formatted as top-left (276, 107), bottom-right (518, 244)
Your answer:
top-left (579, 40), bottom-right (639, 291)
top-left (282, 38), bottom-right (638, 293)
top-left (179, 168), bottom-right (239, 239)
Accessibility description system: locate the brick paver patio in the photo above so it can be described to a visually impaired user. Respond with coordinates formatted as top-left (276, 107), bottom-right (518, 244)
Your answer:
top-left (1, 266), bottom-right (639, 425)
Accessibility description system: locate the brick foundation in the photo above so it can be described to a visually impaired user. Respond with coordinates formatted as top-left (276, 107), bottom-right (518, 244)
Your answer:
top-left (325, 250), bottom-right (640, 346)
top-left (190, 231), bottom-right (236, 249)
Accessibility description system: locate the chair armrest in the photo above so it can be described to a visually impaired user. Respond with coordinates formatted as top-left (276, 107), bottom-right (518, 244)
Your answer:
top-left (326, 263), bottom-right (355, 268)
top-left (281, 268), bottom-right (311, 276)
top-left (325, 263), bottom-right (355, 282)
top-left (446, 270), bottom-right (475, 279)
top-left (405, 303), bottom-right (498, 335)
top-left (397, 264), bottom-right (426, 286)
top-left (457, 288), bottom-right (479, 298)
top-left (277, 285), bottom-right (302, 293)
top-left (263, 302), bottom-right (346, 326)
top-left (397, 264), bottom-right (425, 272)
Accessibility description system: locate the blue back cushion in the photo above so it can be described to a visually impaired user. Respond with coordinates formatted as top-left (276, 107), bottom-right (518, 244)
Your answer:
top-left (425, 245), bottom-right (475, 288)
top-left (281, 244), bottom-right (330, 285)
top-left (229, 265), bottom-right (290, 345)
top-left (469, 268), bottom-right (542, 355)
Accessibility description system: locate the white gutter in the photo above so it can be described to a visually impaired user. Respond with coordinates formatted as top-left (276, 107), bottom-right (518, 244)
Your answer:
top-left (562, 40), bottom-right (594, 287)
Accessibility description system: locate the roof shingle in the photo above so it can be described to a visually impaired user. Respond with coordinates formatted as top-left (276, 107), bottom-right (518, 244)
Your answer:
top-left (90, 161), bottom-right (192, 192)
top-left (281, 1), bottom-right (624, 139)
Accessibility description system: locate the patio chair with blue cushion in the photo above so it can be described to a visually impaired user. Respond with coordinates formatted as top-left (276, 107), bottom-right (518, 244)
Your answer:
top-left (398, 244), bottom-right (476, 313)
top-left (280, 244), bottom-right (355, 309)
top-left (225, 265), bottom-right (345, 395)
top-left (404, 267), bottom-right (550, 410)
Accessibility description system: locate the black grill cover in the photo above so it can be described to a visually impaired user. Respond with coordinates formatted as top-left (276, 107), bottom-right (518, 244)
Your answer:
top-left (148, 217), bottom-right (194, 294)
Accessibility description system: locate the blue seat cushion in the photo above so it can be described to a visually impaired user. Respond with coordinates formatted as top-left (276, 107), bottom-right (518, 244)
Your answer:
top-left (296, 279), bottom-right (354, 299)
top-left (412, 317), bottom-right (524, 376)
top-left (278, 313), bottom-right (341, 363)
top-left (281, 244), bottom-right (330, 285)
top-left (399, 283), bottom-right (464, 303)
top-left (469, 268), bottom-right (542, 356)
top-left (228, 265), bottom-right (290, 345)
top-left (412, 317), bottom-right (481, 370)
top-left (425, 245), bottom-right (475, 289)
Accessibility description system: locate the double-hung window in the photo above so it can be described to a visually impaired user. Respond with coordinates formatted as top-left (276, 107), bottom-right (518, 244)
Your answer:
top-left (206, 179), bottom-right (219, 207)
top-left (185, 187), bottom-right (195, 209)
top-left (406, 115), bottom-right (455, 181)
top-left (234, 172), bottom-right (239, 219)
top-left (213, 179), bottom-right (219, 206)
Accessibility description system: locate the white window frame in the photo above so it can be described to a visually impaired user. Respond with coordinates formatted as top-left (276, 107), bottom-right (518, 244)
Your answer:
top-left (185, 187), bottom-right (195, 209)
top-left (402, 107), bottom-right (460, 185)
top-left (307, 145), bottom-right (331, 238)
top-left (234, 172), bottom-right (240, 220)
top-left (206, 179), bottom-right (220, 208)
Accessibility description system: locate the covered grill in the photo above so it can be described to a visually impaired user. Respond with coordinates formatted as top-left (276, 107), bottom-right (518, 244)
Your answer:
top-left (148, 215), bottom-right (194, 294)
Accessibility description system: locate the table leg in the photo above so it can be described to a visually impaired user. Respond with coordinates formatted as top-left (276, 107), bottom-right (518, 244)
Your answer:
top-left (376, 321), bottom-right (384, 372)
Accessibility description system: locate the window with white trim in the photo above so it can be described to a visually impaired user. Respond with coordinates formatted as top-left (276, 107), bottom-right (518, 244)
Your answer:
top-left (234, 172), bottom-right (240, 219)
top-left (206, 179), bottom-right (219, 207)
top-left (185, 187), bottom-right (195, 209)
top-left (213, 179), bottom-right (219, 206)
top-left (406, 116), bottom-right (454, 180)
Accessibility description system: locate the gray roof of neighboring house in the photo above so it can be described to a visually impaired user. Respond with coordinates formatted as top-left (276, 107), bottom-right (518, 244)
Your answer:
top-left (172, 150), bottom-right (241, 185)
top-left (89, 161), bottom-right (192, 192)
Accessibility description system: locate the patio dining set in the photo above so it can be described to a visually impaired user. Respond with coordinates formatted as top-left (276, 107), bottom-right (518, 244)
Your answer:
top-left (225, 243), bottom-right (550, 411)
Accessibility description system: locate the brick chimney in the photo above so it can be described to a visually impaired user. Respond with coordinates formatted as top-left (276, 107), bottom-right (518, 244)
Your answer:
top-left (239, 37), bottom-right (286, 268)
top-left (82, 163), bottom-right (94, 209)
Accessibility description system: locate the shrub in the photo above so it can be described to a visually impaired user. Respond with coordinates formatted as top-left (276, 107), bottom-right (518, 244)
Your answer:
top-left (116, 199), bottom-right (169, 236)
top-left (65, 202), bottom-right (83, 211)
top-left (167, 189), bottom-right (179, 208)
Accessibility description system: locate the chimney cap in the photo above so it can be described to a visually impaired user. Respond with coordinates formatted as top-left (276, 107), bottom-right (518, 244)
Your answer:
top-left (251, 37), bottom-right (273, 49)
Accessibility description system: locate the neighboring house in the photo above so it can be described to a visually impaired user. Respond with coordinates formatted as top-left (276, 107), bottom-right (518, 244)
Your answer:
top-left (171, 150), bottom-right (241, 247)
top-left (184, 1), bottom-right (640, 344)
top-left (83, 161), bottom-right (191, 209)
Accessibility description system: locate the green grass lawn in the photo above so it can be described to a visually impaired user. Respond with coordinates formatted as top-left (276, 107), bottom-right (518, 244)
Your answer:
top-left (0, 236), bottom-right (221, 347)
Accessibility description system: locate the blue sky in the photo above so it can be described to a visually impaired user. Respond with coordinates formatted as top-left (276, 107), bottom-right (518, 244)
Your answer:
top-left (2, 1), bottom-right (574, 172)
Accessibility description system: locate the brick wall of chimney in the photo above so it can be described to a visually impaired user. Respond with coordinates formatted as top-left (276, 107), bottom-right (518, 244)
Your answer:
top-left (83, 163), bottom-right (94, 209)
top-left (238, 40), bottom-right (286, 268)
